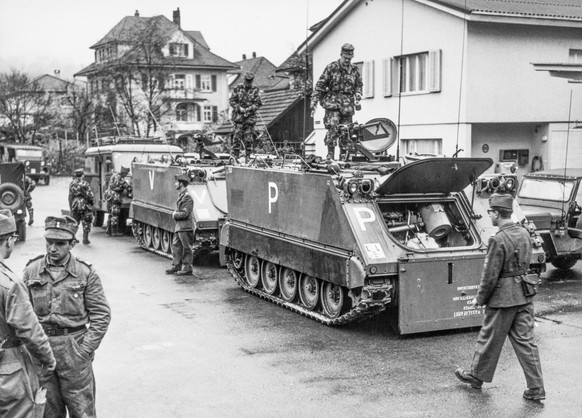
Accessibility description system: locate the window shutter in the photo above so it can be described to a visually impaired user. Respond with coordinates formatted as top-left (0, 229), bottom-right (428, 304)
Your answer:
top-left (382, 59), bottom-right (392, 97)
top-left (186, 74), bottom-right (193, 90)
top-left (169, 44), bottom-right (175, 56)
top-left (184, 44), bottom-right (189, 57)
top-left (428, 49), bottom-right (442, 93)
top-left (211, 75), bottom-right (217, 92)
top-left (212, 106), bottom-right (218, 122)
top-left (195, 104), bottom-right (201, 122)
top-left (363, 61), bottom-right (375, 98)
top-left (391, 58), bottom-right (400, 95)
top-left (195, 75), bottom-right (201, 89)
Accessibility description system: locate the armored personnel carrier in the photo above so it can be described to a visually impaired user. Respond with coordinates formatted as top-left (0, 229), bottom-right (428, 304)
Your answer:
top-left (219, 119), bottom-right (545, 334)
top-left (130, 154), bottom-right (229, 259)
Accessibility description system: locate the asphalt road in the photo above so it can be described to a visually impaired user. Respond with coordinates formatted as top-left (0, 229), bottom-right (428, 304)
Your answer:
top-left (8, 176), bottom-right (582, 418)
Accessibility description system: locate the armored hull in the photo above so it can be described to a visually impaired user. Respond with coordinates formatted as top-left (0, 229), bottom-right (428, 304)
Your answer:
top-left (220, 157), bottom-right (545, 334)
top-left (130, 161), bottom-right (227, 259)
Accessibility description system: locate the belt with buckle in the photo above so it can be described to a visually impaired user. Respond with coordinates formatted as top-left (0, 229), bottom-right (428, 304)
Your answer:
top-left (0, 338), bottom-right (23, 349)
top-left (42, 324), bottom-right (86, 337)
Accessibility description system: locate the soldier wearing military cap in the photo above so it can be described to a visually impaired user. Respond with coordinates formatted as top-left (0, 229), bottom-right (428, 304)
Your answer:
top-left (229, 71), bottom-right (263, 161)
top-left (165, 174), bottom-right (195, 276)
top-left (23, 215), bottom-right (111, 417)
top-left (311, 43), bottom-right (363, 160)
top-left (455, 193), bottom-right (545, 401)
top-left (68, 168), bottom-right (95, 245)
top-left (0, 209), bottom-right (56, 417)
top-left (105, 165), bottom-right (133, 236)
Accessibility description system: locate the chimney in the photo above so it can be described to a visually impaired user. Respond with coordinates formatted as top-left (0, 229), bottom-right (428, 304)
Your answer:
top-left (173, 8), bottom-right (181, 27)
top-left (134, 10), bottom-right (139, 17)
top-left (252, 52), bottom-right (256, 58)
top-left (242, 54), bottom-right (247, 60)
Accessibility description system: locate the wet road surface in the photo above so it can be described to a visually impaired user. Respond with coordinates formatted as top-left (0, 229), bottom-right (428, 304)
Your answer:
top-left (9, 177), bottom-right (582, 417)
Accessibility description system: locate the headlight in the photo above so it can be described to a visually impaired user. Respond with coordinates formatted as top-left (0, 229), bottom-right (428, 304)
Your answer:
top-left (41, 161), bottom-right (45, 166)
top-left (360, 179), bottom-right (373, 195)
top-left (25, 160), bottom-right (30, 166)
top-left (348, 180), bottom-right (359, 195)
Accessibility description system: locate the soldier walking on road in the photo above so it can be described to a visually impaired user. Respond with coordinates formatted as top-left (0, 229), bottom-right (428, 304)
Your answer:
top-left (311, 43), bottom-right (363, 160)
top-left (455, 193), bottom-right (545, 401)
top-left (24, 216), bottom-right (111, 417)
top-left (0, 209), bottom-right (56, 417)
top-left (24, 175), bottom-right (36, 226)
top-left (166, 173), bottom-right (194, 276)
top-left (69, 168), bottom-right (95, 245)
top-left (106, 166), bottom-right (132, 236)
top-left (229, 72), bottom-right (262, 161)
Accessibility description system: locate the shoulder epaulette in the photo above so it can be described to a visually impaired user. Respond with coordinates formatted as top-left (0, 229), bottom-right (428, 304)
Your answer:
top-left (25, 254), bottom-right (44, 266)
top-left (75, 257), bottom-right (93, 268)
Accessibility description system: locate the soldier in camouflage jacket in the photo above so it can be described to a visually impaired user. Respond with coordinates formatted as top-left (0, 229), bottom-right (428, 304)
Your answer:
top-left (229, 72), bottom-right (262, 160)
top-left (68, 169), bottom-right (95, 245)
top-left (311, 43), bottom-right (363, 160)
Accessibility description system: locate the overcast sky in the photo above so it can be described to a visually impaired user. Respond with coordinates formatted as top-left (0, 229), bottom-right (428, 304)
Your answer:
top-left (0, 0), bottom-right (344, 81)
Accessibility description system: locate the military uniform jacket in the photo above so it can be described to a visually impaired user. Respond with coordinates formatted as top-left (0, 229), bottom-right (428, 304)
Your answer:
top-left (475, 223), bottom-right (533, 308)
top-left (173, 190), bottom-right (193, 232)
top-left (314, 60), bottom-right (363, 115)
top-left (107, 172), bottom-right (132, 203)
top-left (0, 263), bottom-right (54, 366)
top-left (68, 178), bottom-right (95, 212)
top-left (23, 255), bottom-right (111, 356)
top-left (229, 83), bottom-right (262, 125)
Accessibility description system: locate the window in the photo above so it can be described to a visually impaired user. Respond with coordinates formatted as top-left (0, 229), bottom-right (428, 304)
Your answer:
top-left (569, 49), bottom-right (582, 63)
top-left (173, 74), bottom-right (185, 90)
top-left (203, 106), bottom-right (212, 122)
top-left (390, 50), bottom-right (441, 95)
top-left (169, 43), bottom-right (189, 58)
top-left (176, 103), bottom-right (200, 122)
top-left (402, 138), bottom-right (442, 155)
top-left (355, 61), bottom-right (375, 99)
top-left (196, 74), bottom-right (218, 92)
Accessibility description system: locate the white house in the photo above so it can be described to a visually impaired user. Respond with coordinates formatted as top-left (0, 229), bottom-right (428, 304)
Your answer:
top-left (303, 0), bottom-right (582, 173)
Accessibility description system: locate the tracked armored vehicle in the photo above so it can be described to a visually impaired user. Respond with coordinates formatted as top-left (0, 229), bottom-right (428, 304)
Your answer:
top-left (220, 119), bottom-right (545, 334)
top-left (130, 155), bottom-right (229, 259)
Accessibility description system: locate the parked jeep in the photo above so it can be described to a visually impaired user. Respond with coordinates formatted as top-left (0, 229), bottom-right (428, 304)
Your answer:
top-left (0, 162), bottom-right (28, 241)
top-left (0, 142), bottom-right (51, 185)
top-left (516, 169), bottom-right (582, 270)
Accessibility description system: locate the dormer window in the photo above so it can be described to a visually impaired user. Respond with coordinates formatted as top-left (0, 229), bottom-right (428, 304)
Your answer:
top-left (96, 44), bottom-right (118, 63)
top-left (169, 42), bottom-right (189, 58)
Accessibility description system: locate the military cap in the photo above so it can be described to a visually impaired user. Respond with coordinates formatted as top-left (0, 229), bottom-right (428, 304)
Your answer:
top-left (489, 193), bottom-right (513, 210)
top-left (244, 72), bottom-right (255, 81)
top-left (0, 209), bottom-right (16, 236)
top-left (341, 43), bottom-right (354, 56)
top-left (44, 216), bottom-right (79, 240)
top-left (74, 168), bottom-right (84, 177)
top-left (175, 173), bottom-right (190, 185)
top-left (120, 166), bottom-right (130, 176)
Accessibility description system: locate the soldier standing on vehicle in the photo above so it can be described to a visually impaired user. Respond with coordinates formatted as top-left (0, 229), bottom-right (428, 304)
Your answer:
top-left (311, 43), bottom-right (363, 160)
top-left (69, 168), bottom-right (95, 245)
top-left (455, 193), bottom-right (545, 401)
top-left (0, 209), bottom-right (56, 417)
top-left (229, 72), bottom-right (263, 161)
top-left (106, 166), bottom-right (132, 237)
top-left (24, 175), bottom-right (35, 226)
top-left (166, 173), bottom-right (194, 276)
top-left (24, 216), bottom-right (111, 417)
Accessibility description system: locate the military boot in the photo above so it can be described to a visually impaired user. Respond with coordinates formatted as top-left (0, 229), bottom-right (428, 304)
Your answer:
top-left (106, 219), bottom-right (112, 236)
top-left (83, 230), bottom-right (90, 245)
top-left (27, 208), bottom-right (34, 226)
top-left (326, 146), bottom-right (335, 160)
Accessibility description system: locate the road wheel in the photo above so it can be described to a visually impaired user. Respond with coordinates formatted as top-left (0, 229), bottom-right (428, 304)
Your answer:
top-left (16, 219), bottom-right (26, 242)
top-left (261, 262), bottom-right (279, 295)
top-left (161, 230), bottom-right (171, 253)
top-left (151, 227), bottom-right (161, 250)
top-left (551, 257), bottom-right (579, 270)
top-left (279, 268), bottom-right (298, 302)
top-left (144, 224), bottom-right (153, 248)
top-left (299, 274), bottom-right (320, 310)
top-left (231, 250), bottom-right (244, 270)
top-left (321, 282), bottom-right (344, 319)
top-left (0, 183), bottom-right (25, 211)
top-left (244, 255), bottom-right (261, 288)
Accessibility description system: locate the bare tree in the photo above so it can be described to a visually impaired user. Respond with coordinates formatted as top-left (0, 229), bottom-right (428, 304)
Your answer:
top-left (0, 69), bottom-right (54, 143)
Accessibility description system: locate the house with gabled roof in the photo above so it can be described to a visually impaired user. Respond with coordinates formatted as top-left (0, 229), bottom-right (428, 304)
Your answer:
top-left (229, 53), bottom-right (280, 91)
top-left (298, 0), bottom-right (582, 172)
top-left (75, 8), bottom-right (238, 137)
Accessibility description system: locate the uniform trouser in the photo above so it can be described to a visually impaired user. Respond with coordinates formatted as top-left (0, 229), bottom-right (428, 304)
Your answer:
top-left (39, 330), bottom-right (96, 418)
top-left (0, 346), bottom-right (45, 418)
top-left (172, 230), bottom-right (195, 268)
top-left (232, 122), bottom-right (256, 157)
top-left (323, 110), bottom-right (353, 148)
top-left (470, 303), bottom-right (544, 388)
top-left (108, 201), bottom-right (121, 227)
top-left (71, 208), bottom-right (93, 233)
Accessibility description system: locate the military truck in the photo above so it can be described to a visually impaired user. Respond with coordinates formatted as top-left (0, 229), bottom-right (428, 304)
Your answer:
top-left (83, 137), bottom-right (183, 232)
top-left (0, 162), bottom-right (28, 241)
top-left (130, 157), bottom-right (228, 259)
top-left (0, 142), bottom-right (50, 185)
top-left (219, 119), bottom-right (546, 334)
top-left (516, 169), bottom-right (582, 270)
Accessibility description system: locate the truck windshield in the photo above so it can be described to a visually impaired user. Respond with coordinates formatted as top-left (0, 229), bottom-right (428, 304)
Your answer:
top-left (518, 178), bottom-right (575, 202)
top-left (15, 149), bottom-right (43, 160)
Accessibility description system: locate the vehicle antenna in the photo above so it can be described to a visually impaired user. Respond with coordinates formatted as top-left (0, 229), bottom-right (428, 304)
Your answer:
top-left (147, 108), bottom-right (176, 161)
top-left (561, 89), bottom-right (574, 218)
top-left (302, 0), bottom-right (310, 160)
top-left (257, 111), bottom-right (280, 158)
top-left (395, 0), bottom-right (404, 162)
top-left (454, 0), bottom-right (468, 158)
top-left (109, 106), bottom-right (122, 138)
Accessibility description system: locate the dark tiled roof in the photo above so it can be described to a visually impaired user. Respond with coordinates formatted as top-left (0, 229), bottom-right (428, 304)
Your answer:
top-left (429, 0), bottom-right (582, 20)
top-left (184, 31), bottom-right (209, 49)
top-left (32, 74), bottom-right (70, 92)
top-left (230, 56), bottom-right (279, 90)
top-left (256, 88), bottom-right (303, 129)
top-left (91, 15), bottom-right (176, 48)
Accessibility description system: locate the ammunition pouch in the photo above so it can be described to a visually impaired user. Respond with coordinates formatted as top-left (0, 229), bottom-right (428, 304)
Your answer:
top-left (521, 274), bottom-right (539, 298)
